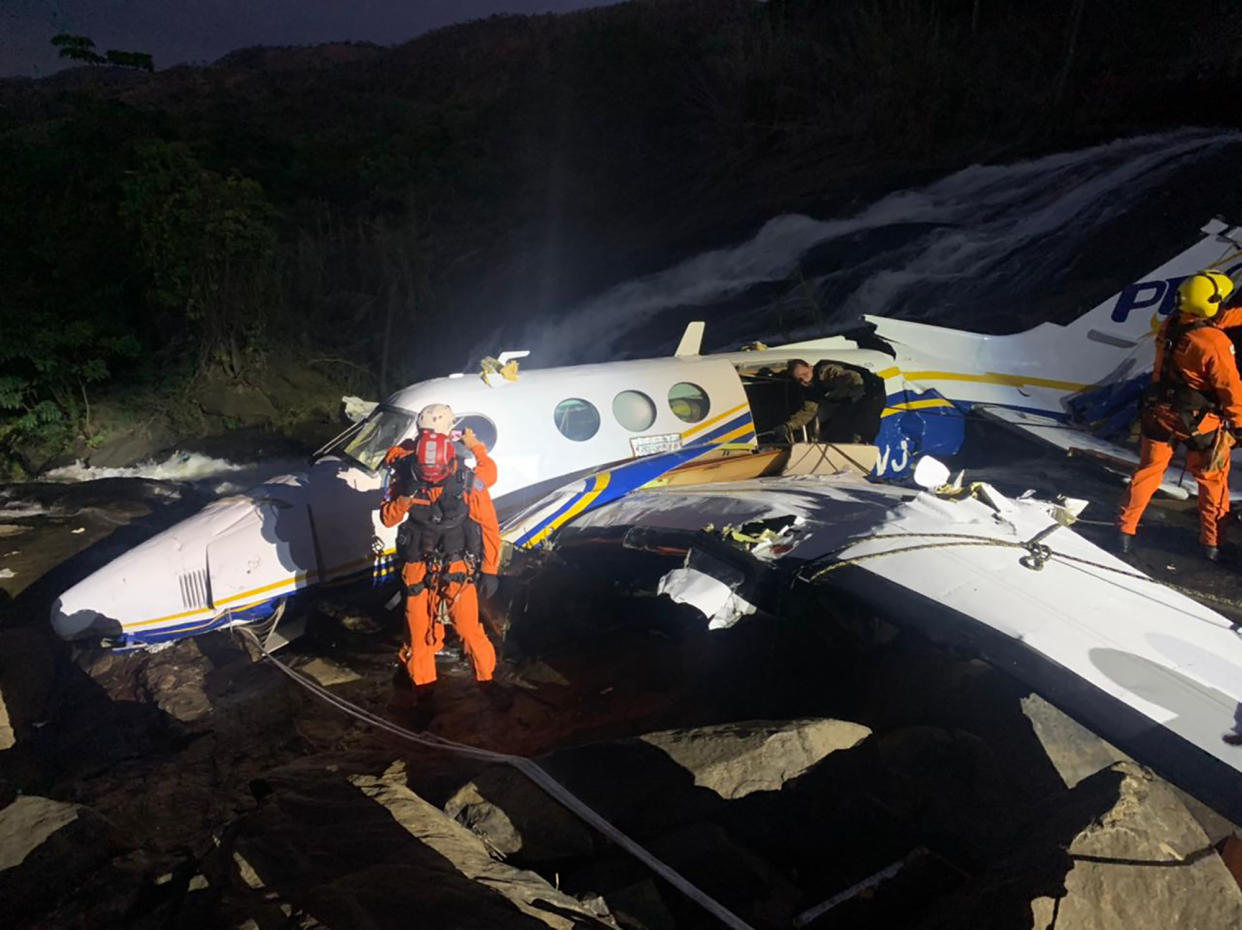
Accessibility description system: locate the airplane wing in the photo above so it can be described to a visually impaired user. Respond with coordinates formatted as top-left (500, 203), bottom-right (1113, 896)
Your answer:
top-left (975, 405), bottom-right (1242, 502)
top-left (512, 447), bottom-right (1242, 824)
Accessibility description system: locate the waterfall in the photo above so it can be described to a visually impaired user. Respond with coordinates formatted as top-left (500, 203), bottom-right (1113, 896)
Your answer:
top-left (526, 129), bottom-right (1242, 365)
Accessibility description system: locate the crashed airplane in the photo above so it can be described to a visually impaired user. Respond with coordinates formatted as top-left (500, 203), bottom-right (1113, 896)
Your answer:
top-left (51, 218), bottom-right (1242, 821)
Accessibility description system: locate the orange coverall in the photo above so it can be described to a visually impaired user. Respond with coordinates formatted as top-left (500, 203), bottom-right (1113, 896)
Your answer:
top-left (380, 437), bottom-right (501, 686)
top-left (1119, 309), bottom-right (1242, 546)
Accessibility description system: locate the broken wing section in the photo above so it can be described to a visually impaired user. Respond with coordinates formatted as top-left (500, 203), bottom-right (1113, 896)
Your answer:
top-left (975, 405), bottom-right (1242, 502)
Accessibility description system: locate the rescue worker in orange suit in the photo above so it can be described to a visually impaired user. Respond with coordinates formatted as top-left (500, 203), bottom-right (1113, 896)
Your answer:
top-left (1118, 271), bottom-right (1242, 560)
top-left (379, 403), bottom-right (506, 715)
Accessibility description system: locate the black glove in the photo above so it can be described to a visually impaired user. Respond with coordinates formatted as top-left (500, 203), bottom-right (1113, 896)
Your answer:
top-left (478, 573), bottom-right (500, 599)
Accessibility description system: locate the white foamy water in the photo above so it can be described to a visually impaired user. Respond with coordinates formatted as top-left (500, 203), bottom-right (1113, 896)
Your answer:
top-left (43, 451), bottom-right (306, 496)
top-left (45, 452), bottom-right (249, 484)
top-left (526, 129), bottom-right (1242, 363)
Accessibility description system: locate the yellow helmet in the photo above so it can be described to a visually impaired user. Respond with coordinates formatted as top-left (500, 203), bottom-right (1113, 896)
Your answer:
top-left (1177, 270), bottom-right (1235, 318)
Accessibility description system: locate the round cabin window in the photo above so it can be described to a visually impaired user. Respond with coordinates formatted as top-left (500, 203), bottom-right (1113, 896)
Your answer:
top-left (454, 414), bottom-right (498, 451)
top-left (612, 390), bottom-right (657, 432)
top-left (553, 398), bottom-right (601, 442)
top-left (668, 382), bottom-right (710, 424)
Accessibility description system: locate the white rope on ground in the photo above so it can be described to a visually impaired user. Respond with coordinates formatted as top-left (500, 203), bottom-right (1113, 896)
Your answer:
top-left (235, 627), bottom-right (757, 930)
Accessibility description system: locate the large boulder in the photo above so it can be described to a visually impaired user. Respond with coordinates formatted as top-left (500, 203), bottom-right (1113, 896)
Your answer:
top-left (235, 759), bottom-right (616, 929)
top-left (1028, 762), bottom-right (1242, 930)
top-left (639, 718), bottom-right (871, 800)
top-left (446, 718), bottom-right (871, 864)
top-left (0, 796), bottom-right (124, 920)
top-left (445, 764), bottom-right (597, 862)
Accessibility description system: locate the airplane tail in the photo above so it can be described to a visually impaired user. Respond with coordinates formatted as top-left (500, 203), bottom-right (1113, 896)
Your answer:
top-left (867, 218), bottom-right (1242, 409)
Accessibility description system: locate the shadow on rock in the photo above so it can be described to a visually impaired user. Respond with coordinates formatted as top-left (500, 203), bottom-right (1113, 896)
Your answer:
top-left (227, 757), bottom-right (613, 929)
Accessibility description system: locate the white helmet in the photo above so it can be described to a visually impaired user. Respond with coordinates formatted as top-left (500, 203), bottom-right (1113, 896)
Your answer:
top-left (416, 403), bottom-right (455, 435)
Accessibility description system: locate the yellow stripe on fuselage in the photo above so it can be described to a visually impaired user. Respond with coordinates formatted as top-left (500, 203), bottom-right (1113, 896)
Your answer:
top-left (902, 369), bottom-right (1088, 392)
top-left (125, 547), bottom-right (400, 631)
top-left (881, 398), bottom-right (957, 418)
top-left (874, 364), bottom-right (1086, 394)
top-left (711, 422), bottom-right (758, 445)
top-left (526, 471), bottom-right (613, 548)
top-left (681, 402), bottom-right (748, 439)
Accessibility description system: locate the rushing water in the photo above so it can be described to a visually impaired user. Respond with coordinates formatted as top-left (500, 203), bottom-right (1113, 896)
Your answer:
top-left (519, 129), bottom-right (1242, 366)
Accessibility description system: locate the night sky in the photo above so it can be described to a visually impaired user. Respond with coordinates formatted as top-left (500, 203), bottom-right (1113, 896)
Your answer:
top-left (2, 0), bottom-right (613, 77)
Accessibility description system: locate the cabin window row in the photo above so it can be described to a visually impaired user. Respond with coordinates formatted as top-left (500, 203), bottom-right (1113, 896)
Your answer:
top-left (553, 383), bottom-right (710, 442)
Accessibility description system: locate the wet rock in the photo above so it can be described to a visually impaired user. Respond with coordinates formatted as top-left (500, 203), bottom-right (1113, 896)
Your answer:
top-left (138, 640), bottom-right (212, 722)
top-left (445, 764), bottom-right (597, 861)
top-left (235, 759), bottom-right (617, 929)
top-left (85, 421), bottom-right (177, 469)
top-left (640, 718), bottom-right (871, 800)
top-left (1028, 762), bottom-right (1242, 929)
top-left (0, 796), bottom-right (123, 919)
top-left (295, 656), bottom-right (361, 687)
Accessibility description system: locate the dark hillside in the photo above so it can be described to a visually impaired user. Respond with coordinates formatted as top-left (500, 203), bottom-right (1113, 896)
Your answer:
top-left (3, 0), bottom-right (1242, 473)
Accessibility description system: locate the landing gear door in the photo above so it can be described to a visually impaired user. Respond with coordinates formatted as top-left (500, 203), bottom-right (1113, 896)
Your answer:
top-left (206, 501), bottom-right (318, 612)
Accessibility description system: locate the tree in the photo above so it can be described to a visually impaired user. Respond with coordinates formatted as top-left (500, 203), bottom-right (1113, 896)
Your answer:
top-left (105, 50), bottom-right (155, 72)
top-left (121, 141), bottom-right (279, 376)
top-left (51, 34), bottom-right (105, 65)
top-left (51, 34), bottom-right (154, 71)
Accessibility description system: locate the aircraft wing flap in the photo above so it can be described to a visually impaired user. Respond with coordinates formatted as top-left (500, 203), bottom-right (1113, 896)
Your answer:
top-left (974, 405), bottom-right (1200, 501)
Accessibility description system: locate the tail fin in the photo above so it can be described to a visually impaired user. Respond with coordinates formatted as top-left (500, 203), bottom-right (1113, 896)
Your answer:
top-left (1060, 217), bottom-right (1242, 347)
top-left (867, 218), bottom-right (1242, 412)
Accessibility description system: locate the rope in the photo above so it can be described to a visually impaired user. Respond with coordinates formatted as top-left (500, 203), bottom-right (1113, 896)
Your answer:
top-left (234, 627), bottom-right (757, 930)
top-left (797, 527), bottom-right (1242, 618)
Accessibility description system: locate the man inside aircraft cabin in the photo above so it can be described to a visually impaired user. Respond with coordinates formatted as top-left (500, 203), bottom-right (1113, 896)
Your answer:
top-left (780, 358), bottom-right (884, 444)
top-left (380, 403), bottom-right (509, 718)
top-left (1118, 270), bottom-right (1242, 560)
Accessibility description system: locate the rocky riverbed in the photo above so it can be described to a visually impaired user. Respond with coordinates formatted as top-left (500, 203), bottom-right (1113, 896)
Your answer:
top-left (4, 426), bottom-right (1242, 929)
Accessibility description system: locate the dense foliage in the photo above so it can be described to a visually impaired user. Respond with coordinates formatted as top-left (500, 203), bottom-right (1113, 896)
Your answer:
top-left (3, 0), bottom-right (1241, 469)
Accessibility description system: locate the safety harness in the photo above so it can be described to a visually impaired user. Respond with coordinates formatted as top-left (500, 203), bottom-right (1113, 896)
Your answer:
top-left (1139, 316), bottom-right (1220, 450)
top-left (393, 460), bottom-right (485, 595)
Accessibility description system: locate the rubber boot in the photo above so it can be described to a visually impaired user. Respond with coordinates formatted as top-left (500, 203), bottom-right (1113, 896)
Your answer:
top-left (1117, 532), bottom-right (1133, 554)
top-left (1205, 545), bottom-right (1220, 562)
top-left (410, 684), bottom-right (438, 730)
top-left (387, 664), bottom-right (416, 711)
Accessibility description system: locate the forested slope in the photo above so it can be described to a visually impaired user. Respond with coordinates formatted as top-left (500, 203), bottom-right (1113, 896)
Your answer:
top-left (3, 0), bottom-right (1241, 474)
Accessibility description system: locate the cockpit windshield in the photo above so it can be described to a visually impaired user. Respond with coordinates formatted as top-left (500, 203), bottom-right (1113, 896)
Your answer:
top-left (336, 407), bottom-right (415, 471)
